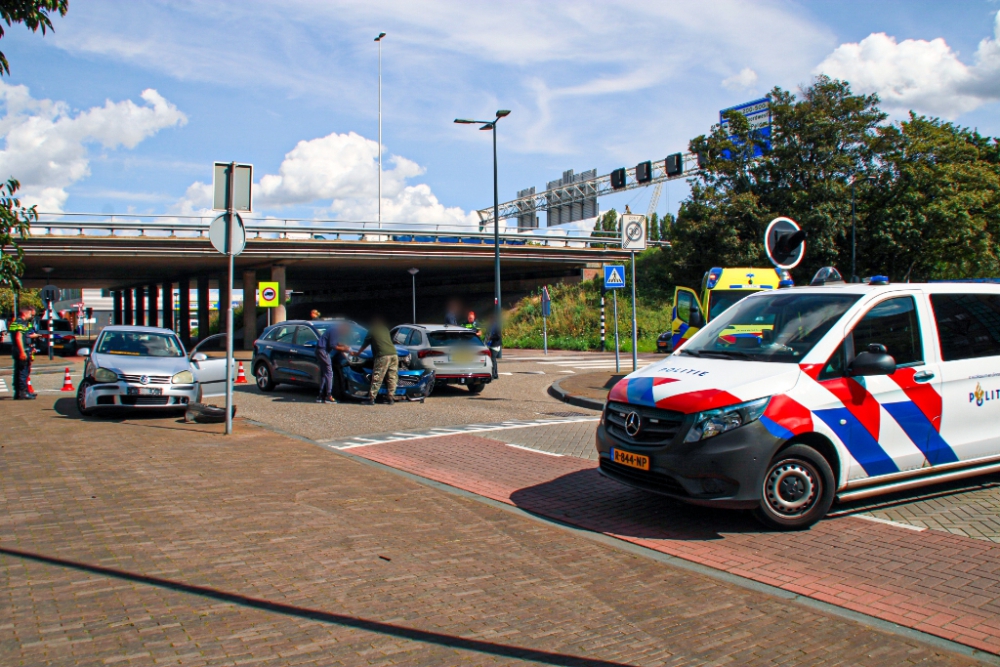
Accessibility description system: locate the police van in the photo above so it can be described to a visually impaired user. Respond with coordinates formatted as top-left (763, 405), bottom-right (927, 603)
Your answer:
top-left (597, 278), bottom-right (1000, 529)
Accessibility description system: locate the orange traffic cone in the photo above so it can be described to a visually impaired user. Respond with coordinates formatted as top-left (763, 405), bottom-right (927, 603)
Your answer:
top-left (61, 367), bottom-right (75, 391)
top-left (235, 361), bottom-right (247, 384)
top-left (26, 376), bottom-right (34, 394)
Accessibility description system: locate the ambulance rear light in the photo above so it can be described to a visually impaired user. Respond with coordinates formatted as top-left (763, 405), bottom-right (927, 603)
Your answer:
top-left (706, 268), bottom-right (723, 289)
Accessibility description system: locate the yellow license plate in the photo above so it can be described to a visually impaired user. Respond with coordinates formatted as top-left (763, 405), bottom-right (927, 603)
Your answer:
top-left (612, 448), bottom-right (649, 471)
top-left (451, 353), bottom-right (473, 363)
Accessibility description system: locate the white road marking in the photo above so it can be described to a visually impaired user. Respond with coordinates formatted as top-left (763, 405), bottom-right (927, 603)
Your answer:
top-left (559, 370), bottom-right (575, 374)
top-left (853, 514), bottom-right (927, 532)
top-left (505, 443), bottom-right (563, 456)
top-left (327, 416), bottom-right (599, 450)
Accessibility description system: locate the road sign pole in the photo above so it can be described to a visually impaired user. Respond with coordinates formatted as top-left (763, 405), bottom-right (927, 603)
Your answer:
top-left (600, 288), bottom-right (606, 352)
top-left (225, 162), bottom-right (235, 436)
top-left (47, 298), bottom-right (53, 360)
top-left (613, 290), bottom-right (620, 374)
top-left (630, 251), bottom-right (638, 372)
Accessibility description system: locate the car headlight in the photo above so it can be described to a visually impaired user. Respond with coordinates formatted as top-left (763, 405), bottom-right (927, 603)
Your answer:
top-left (172, 370), bottom-right (194, 384)
top-left (93, 367), bottom-right (118, 383)
top-left (684, 396), bottom-right (770, 442)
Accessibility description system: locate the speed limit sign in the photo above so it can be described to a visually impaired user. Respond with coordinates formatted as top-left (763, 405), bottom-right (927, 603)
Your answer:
top-left (621, 214), bottom-right (646, 251)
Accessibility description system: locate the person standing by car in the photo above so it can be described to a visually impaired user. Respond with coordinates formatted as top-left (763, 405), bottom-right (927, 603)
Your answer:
top-left (485, 320), bottom-right (501, 380)
top-left (358, 316), bottom-right (398, 405)
top-left (444, 301), bottom-right (459, 326)
top-left (316, 322), bottom-right (350, 404)
top-left (9, 305), bottom-right (38, 400)
top-left (463, 311), bottom-right (481, 337)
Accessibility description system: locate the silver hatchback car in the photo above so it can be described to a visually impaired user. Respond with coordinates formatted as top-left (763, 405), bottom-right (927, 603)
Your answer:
top-left (391, 324), bottom-right (493, 394)
top-left (77, 326), bottom-right (230, 415)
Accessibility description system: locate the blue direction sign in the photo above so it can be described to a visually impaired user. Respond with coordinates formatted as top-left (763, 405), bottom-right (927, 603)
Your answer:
top-left (604, 265), bottom-right (626, 290)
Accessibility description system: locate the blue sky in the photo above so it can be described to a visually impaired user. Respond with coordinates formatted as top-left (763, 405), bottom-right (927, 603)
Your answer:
top-left (4, 0), bottom-right (1000, 229)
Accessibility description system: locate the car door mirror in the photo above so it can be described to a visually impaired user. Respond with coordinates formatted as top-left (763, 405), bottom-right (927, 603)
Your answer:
top-left (77, 347), bottom-right (91, 357)
top-left (690, 310), bottom-right (705, 328)
top-left (849, 351), bottom-right (896, 376)
top-left (191, 352), bottom-right (208, 362)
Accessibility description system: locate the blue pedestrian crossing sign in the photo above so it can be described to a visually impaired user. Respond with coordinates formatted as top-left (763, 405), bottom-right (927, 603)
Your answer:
top-left (604, 265), bottom-right (626, 289)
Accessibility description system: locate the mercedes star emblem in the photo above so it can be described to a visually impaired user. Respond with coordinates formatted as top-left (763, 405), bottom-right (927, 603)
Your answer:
top-left (624, 411), bottom-right (642, 437)
top-left (140, 375), bottom-right (149, 385)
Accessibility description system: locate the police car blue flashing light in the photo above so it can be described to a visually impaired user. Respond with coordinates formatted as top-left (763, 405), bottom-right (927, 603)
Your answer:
top-left (777, 279), bottom-right (795, 288)
top-left (869, 275), bottom-right (890, 285)
top-left (705, 268), bottom-right (723, 289)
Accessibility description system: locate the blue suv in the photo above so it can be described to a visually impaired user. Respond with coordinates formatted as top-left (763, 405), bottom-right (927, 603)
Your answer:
top-left (251, 319), bottom-right (435, 401)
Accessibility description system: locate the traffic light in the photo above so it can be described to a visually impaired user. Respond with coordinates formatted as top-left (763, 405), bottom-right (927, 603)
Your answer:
top-left (665, 153), bottom-right (683, 176)
top-left (635, 161), bottom-right (652, 183)
top-left (611, 168), bottom-right (626, 189)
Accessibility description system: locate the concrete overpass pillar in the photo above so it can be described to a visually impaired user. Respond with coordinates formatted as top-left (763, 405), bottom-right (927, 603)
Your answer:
top-left (123, 290), bottom-right (133, 325)
top-left (243, 269), bottom-right (257, 349)
top-left (178, 278), bottom-right (190, 347)
top-left (135, 288), bottom-right (145, 326)
top-left (147, 283), bottom-right (158, 328)
top-left (197, 276), bottom-right (210, 341)
top-left (113, 290), bottom-right (123, 326)
top-left (162, 280), bottom-right (173, 331)
top-left (271, 265), bottom-right (286, 323)
top-left (218, 274), bottom-right (230, 334)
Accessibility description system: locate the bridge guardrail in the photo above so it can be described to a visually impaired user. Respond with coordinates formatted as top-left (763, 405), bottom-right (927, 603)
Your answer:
top-left (28, 213), bottom-right (669, 249)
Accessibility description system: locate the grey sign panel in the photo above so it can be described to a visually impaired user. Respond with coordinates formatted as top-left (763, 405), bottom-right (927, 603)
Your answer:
top-left (213, 163), bottom-right (253, 212)
top-left (210, 213), bottom-right (246, 256)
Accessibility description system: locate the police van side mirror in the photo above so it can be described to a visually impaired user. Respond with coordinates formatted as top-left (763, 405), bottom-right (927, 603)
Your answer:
top-left (849, 350), bottom-right (896, 377)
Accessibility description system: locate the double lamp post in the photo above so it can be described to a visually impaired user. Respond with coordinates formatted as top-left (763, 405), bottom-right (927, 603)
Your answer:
top-left (454, 110), bottom-right (510, 357)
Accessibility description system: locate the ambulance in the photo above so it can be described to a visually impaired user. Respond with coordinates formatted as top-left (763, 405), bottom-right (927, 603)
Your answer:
top-left (669, 267), bottom-right (784, 351)
top-left (597, 277), bottom-right (1000, 529)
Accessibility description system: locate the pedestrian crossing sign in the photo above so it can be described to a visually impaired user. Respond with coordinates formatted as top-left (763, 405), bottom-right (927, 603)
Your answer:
top-left (604, 265), bottom-right (625, 289)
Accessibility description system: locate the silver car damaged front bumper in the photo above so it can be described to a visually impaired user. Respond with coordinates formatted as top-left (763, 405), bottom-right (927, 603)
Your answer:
top-left (84, 381), bottom-right (197, 409)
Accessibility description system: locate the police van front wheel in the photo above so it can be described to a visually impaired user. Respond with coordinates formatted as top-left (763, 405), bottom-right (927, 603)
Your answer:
top-left (753, 444), bottom-right (835, 531)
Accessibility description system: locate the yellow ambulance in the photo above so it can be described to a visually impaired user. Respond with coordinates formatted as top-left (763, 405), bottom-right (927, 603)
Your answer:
top-left (668, 267), bottom-right (785, 351)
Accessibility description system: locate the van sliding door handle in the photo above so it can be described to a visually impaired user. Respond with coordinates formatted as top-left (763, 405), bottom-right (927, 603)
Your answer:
top-left (913, 371), bottom-right (935, 382)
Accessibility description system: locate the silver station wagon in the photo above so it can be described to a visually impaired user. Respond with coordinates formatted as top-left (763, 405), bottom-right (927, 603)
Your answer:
top-left (391, 324), bottom-right (493, 394)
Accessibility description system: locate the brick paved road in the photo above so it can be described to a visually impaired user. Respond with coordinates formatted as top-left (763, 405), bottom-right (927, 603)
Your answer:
top-left (347, 432), bottom-right (1000, 655)
top-left (0, 398), bottom-right (980, 666)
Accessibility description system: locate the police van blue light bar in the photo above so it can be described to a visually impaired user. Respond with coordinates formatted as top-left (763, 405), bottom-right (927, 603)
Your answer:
top-left (869, 275), bottom-right (890, 285)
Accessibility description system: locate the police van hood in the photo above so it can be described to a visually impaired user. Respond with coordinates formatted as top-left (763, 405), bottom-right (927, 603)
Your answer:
top-left (607, 354), bottom-right (801, 414)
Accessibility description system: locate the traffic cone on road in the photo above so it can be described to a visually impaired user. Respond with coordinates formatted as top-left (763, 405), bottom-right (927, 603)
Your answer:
top-left (61, 367), bottom-right (75, 391)
top-left (235, 361), bottom-right (247, 384)
top-left (26, 376), bottom-right (34, 394)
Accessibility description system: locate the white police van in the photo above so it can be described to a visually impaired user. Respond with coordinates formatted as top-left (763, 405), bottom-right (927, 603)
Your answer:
top-left (596, 277), bottom-right (1000, 529)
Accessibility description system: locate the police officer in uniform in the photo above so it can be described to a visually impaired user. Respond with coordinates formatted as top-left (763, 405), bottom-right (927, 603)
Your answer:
top-left (10, 305), bottom-right (38, 400)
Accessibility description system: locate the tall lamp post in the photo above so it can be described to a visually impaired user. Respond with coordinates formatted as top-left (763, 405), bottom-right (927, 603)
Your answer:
top-left (408, 267), bottom-right (419, 322)
top-left (455, 109), bottom-right (510, 369)
top-left (850, 175), bottom-right (876, 283)
top-left (375, 31), bottom-right (386, 228)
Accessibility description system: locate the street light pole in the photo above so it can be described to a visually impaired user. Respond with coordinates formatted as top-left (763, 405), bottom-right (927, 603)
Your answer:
top-left (375, 32), bottom-right (386, 229)
top-left (408, 267), bottom-right (418, 322)
top-left (455, 109), bottom-right (510, 372)
top-left (850, 179), bottom-right (857, 283)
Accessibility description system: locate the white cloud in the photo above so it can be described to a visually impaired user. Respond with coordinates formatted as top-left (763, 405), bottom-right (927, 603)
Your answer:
top-left (816, 11), bottom-right (1000, 118)
top-left (0, 81), bottom-right (186, 211)
top-left (176, 130), bottom-right (478, 226)
top-left (722, 67), bottom-right (758, 91)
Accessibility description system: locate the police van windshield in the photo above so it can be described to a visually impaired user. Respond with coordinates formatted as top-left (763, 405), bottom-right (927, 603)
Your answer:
top-left (96, 331), bottom-right (184, 357)
top-left (680, 292), bottom-right (860, 362)
top-left (708, 290), bottom-right (755, 320)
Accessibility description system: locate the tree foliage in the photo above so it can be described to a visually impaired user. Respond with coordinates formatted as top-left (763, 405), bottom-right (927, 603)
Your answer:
top-left (0, 0), bottom-right (67, 287)
top-left (666, 76), bottom-right (1000, 287)
top-left (0, 0), bottom-right (67, 75)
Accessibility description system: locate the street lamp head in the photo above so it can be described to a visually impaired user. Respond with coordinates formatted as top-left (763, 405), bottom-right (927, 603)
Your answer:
top-left (407, 267), bottom-right (419, 275)
top-left (375, 32), bottom-right (386, 41)
top-left (495, 109), bottom-right (511, 118)
top-left (479, 124), bottom-right (493, 131)
top-left (454, 118), bottom-right (477, 124)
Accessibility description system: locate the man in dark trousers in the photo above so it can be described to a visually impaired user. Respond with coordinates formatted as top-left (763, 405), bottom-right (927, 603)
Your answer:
top-left (10, 305), bottom-right (38, 400)
top-left (358, 316), bottom-right (398, 406)
top-left (316, 322), bottom-right (350, 404)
